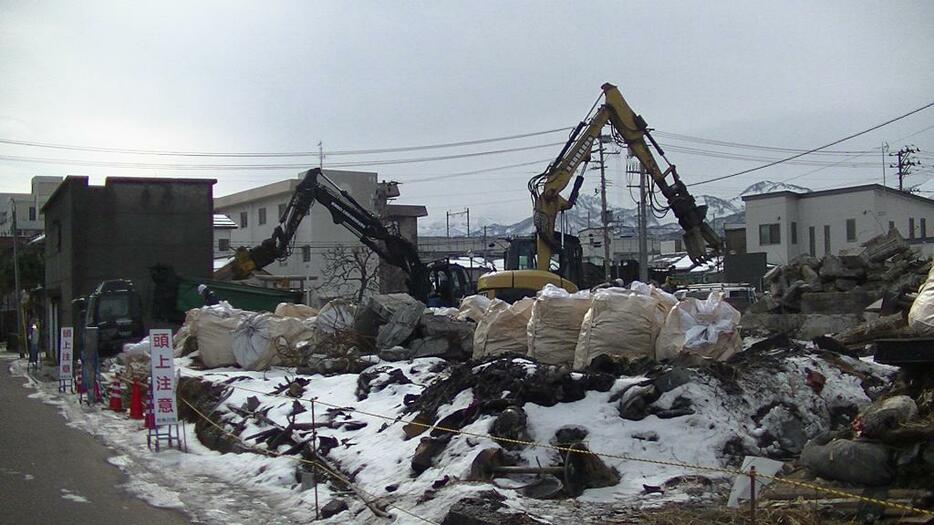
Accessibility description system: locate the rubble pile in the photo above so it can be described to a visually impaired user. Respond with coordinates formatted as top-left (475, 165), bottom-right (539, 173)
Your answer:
top-left (796, 378), bottom-right (934, 490)
top-left (100, 267), bottom-right (934, 522)
top-left (756, 228), bottom-right (930, 314)
top-left (163, 335), bottom-right (902, 522)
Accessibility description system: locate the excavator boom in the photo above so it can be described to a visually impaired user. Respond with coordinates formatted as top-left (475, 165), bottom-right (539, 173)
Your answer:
top-left (214, 168), bottom-right (436, 302)
top-left (531, 83), bottom-right (720, 272)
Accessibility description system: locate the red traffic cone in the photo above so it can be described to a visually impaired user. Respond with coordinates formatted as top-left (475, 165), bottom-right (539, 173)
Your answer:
top-left (129, 380), bottom-right (144, 420)
top-left (108, 380), bottom-right (124, 411)
top-left (76, 362), bottom-right (86, 395)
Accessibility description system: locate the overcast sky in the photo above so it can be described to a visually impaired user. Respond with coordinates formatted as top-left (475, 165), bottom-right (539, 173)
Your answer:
top-left (1, 1), bottom-right (932, 229)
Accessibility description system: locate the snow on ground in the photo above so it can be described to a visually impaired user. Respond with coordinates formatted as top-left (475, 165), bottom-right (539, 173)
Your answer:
top-left (11, 342), bottom-right (898, 525)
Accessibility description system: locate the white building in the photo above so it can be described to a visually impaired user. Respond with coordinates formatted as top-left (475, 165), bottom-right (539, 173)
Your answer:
top-left (743, 184), bottom-right (934, 265)
top-left (579, 227), bottom-right (661, 263)
top-left (213, 214), bottom-right (238, 259)
top-left (214, 170), bottom-right (381, 301)
top-left (0, 176), bottom-right (63, 237)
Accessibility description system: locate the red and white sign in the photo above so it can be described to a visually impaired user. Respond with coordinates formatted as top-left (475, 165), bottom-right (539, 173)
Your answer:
top-left (59, 327), bottom-right (74, 378)
top-left (149, 329), bottom-right (178, 425)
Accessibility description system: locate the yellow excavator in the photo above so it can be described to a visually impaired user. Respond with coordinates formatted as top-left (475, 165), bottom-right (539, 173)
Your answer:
top-left (478, 83), bottom-right (721, 300)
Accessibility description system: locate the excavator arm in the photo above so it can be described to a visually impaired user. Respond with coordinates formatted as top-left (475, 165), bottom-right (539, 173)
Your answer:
top-left (215, 168), bottom-right (432, 302)
top-left (531, 83), bottom-right (721, 271)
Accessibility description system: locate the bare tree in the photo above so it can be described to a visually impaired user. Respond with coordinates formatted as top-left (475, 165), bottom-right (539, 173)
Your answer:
top-left (317, 245), bottom-right (380, 303)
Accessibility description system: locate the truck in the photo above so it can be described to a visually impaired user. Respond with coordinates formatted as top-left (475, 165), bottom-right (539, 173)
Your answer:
top-left (74, 279), bottom-right (144, 357)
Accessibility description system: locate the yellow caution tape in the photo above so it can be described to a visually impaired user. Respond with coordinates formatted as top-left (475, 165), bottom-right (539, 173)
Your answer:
top-left (178, 396), bottom-right (439, 525)
top-left (185, 375), bottom-right (934, 517)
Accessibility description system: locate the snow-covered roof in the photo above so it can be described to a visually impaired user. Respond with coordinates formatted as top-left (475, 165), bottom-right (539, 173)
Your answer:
top-left (213, 256), bottom-right (234, 271)
top-left (213, 214), bottom-right (238, 229)
top-left (446, 256), bottom-right (502, 272)
top-left (650, 252), bottom-right (723, 273)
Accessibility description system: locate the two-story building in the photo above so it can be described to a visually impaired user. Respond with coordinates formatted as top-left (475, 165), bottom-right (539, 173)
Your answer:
top-left (214, 170), bottom-right (423, 302)
top-left (743, 184), bottom-right (934, 265)
top-left (0, 176), bottom-right (63, 238)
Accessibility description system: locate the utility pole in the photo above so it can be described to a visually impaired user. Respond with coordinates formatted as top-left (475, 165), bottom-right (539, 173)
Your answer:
top-left (638, 164), bottom-right (649, 283)
top-left (482, 226), bottom-right (488, 265)
top-left (626, 154), bottom-right (649, 282)
top-left (10, 197), bottom-right (24, 357)
top-left (889, 145), bottom-right (921, 192)
top-left (446, 209), bottom-right (469, 237)
top-left (318, 141), bottom-right (325, 169)
top-left (597, 136), bottom-right (611, 281)
top-left (446, 211), bottom-right (450, 238)
top-left (882, 142), bottom-right (888, 188)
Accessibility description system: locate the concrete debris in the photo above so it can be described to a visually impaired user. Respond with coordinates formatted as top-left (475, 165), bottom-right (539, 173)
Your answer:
top-left (440, 491), bottom-right (541, 525)
top-left (800, 434), bottom-right (895, 486)
top-left (489, 405), bottom-right (529, 450)
top-left (412, 436), bottom-right (448, 474)
top-left (759, 228), bottom-right (927, 316)
top-left (377, 345), bottom-right (415, 362)
top-left (855, 395), bottom-right (918, 440)
top-left (319, 499), bottom-right (348, 519)
top-left (375, 294), bottom-right (426, 349)
top-left (155, 275), bottom-right (934, 515)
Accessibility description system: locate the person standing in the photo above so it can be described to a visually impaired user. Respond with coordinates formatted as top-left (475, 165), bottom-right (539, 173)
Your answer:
top-left (27, 318), bottom-right (39, 364)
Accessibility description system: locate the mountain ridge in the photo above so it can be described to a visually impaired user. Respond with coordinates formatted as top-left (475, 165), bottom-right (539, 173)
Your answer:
top-left (417, 180), bottom-right (811, 238)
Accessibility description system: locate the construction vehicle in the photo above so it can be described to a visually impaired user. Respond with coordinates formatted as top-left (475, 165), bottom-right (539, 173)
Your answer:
top-left (478, 83), bottom-right (721, 300)
top-left (76, 279), bottom-right (145, 356)
top-left (214, 168), bottom-right (471, 306)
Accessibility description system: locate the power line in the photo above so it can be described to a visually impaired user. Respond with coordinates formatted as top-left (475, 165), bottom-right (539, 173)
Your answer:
top-left (0, 141), bottom-right (565, 171)
top-left (0, 127), bottom-right (570, 157)
top-left (654, 130), bottom-right (876, 155)
top-left (691, 100), bottom-right (934, 186)
top-left (399, 158), bottom-right (550, 183)
top-left (662, 144), bottom-right (881, 167)
top-left (765, 124), bottom-right (934, 187)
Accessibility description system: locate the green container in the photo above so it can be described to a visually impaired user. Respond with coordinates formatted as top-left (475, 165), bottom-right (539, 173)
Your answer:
top-left (175, 277), bottom-right (302, 313)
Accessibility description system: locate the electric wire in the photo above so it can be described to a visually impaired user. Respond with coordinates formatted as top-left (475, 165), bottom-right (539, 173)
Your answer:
top-left (0, 141), bottom-right (565, 171)
top-left (0, 128), bottom-right (570, 157)
top-left (653, 130), bottom-right (877, 155)
top-left (692, 100), bottom-right (934, 186)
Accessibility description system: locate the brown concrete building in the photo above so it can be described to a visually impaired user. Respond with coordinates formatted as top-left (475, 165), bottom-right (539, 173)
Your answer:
top-left (43, 176), bottom-right (216, 339)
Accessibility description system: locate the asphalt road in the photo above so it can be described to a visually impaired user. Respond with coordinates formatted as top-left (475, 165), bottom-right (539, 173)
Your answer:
top-left (0, 355), bottom-right (191, 525)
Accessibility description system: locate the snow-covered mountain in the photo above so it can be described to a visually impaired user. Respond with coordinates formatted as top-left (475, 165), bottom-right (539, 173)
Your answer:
top-left (417, 180), bottom-right (811, 238)
top-left (738, 180), bottom-right (811, 199)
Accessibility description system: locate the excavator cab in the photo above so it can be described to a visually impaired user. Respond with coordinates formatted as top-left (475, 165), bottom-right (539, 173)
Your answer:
top-left (478, 234), bottom-right (583, 302)
top-left (505, 234), bottom-right (582, 283)
top-left (425, 260), bottom-right (473, 307)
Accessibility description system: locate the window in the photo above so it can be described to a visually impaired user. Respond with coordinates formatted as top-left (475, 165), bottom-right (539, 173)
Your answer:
top-left (824, 225), bottom-right (831, 255)
top-left (808, 226), bottom-right (816, 256)
top-left (758, 223), bottom-right (781, 245)
top-left (278, 203), bottom-right (287, 221)
top-left (218, 238), bottom-right (230, 252)
top-left (791, 222), bottom-right (798, 244)
top-left (240, 211), bottom-right (248, 228)
top-left (302, 245), bottom-right (311, 262)
top-left (258, 207), bottom-right (267, 226)
top-left (922, 218), bottom-right (927, 239)
top-left (909, 218), bottom-right (916, 239)
top-left (846, 219), bottom-right (856, 242)
top-left (28, 206), bottom-right (36, 221)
